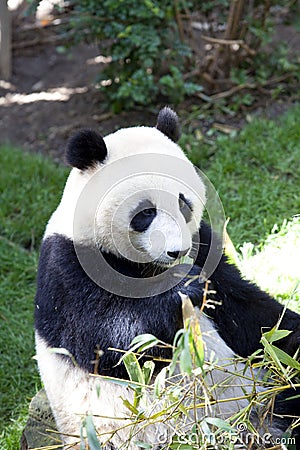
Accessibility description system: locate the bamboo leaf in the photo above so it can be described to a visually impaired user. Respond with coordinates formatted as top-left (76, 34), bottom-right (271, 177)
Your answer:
top-left (123, 352), bottom-right (145, 384)
top-left (97, 375), bottom-right (132, 388)
top-left (85, 415), bottom-right (102, 450)
top-left (180, 292), bottom-right (205, 369)
top-left (170, 444), bottom-right (194, 450)
top-left (263, 328), bottom-right (292, 343)
top-left (95, 383), bottom-right (101, 399)
top-left (178, 402), bottom-right (190, 417)
top-left (130, 334), bottom-right (160, 353)
top-left (200, 419), bottom-right (212, 439)
top-left (190, 319), bottom-right (205, 369)
top-left (261, 336), bottom-right (285, 372)
top-left (122, 398), bottom-right (139, 415)
top-left (142, 360), bottom-right (155, 385)
top-left (173, 328), bottom-right (185, 347)
top-left (80, 420), bottom-right (86, 450)
top-left (180, 345), bottom-right (193, 375)
top-left (169, 347), bottom-right (181, 376)
top-left (134, 442), bottom-right (152, 449)
top-left (154, 366), bottom-right (167, 397)
top-left (204, 417), bottom-right (234, 432)
top-left (269, 345), bottom-right (300, 370)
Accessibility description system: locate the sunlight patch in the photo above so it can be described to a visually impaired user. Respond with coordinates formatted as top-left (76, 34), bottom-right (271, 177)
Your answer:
top-left (0, 87), bottom-right (88, 106)
top-left (87, 55), bottom-right (112, 65)
top-left (239, 216), bottom-right (300, 310)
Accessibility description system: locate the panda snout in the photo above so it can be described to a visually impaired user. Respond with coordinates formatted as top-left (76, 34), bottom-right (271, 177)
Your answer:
top-left (167, 248), bottom-right (189, 260)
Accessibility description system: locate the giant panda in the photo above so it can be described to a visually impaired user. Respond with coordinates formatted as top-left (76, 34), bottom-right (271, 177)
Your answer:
top-left (34, 107), bottom-right (300, 449)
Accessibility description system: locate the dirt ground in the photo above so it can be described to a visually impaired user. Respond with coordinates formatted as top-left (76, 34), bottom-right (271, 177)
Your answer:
top-left (0, 37), bottom-right (155, 163)
top-left (0, 12), bottom-right (299, 164)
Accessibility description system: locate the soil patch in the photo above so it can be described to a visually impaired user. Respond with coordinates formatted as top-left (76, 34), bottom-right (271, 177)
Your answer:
top-left (0, 12), bottom-right (299, 163)
top-left (1, 29), bottom-right (156, 163)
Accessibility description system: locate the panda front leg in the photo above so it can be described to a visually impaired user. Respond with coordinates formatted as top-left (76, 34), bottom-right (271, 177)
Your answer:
top-left (35, 332), bottom-right (172, 449)
top-left (35, 333), bottom-right (128, 449)
top-left (192, 222), bottom-right (300, 447)
top-left (195, 221), bottom-right (300, 358)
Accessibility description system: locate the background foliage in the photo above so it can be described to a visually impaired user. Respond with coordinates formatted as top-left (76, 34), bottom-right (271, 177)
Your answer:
top-left (70, 0), bottom-right (202, 110)
top-left (67, 0), bottom-right (299, 111)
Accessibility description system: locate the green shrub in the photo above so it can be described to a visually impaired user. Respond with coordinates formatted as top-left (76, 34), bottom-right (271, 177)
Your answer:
top-left (66, 0), bottom-right (299, 111)
top-left (71, 0), bottom-right (202, 111)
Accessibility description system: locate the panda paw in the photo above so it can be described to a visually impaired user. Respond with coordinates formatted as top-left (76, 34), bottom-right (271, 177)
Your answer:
top-left (178, 264), bottom-right (206, 308)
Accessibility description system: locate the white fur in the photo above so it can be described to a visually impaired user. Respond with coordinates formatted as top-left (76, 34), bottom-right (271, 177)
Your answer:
top-left (36, 331), bottom-right (172, 449)
top-left (103, 127), bottom-right (189, 163)
top-left (95, 173), bottom-right (203, 263)
top-left (44, 126), bottom-right (206, 265)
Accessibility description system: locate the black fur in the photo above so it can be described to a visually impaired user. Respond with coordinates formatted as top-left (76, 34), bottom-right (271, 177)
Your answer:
top-left (34, 234), bottom-right (203, 378)
top-left (130, 208), bottom-right (156, 232)
top-left (130, 200), bottom-right (157, 232)
top-left (35, 224), bottom-right (300, 445)
top-left (156, 107), bottom-right (181, 143)
top-left (35, 223), bottom-right (300, 367)
top-left (66, 129), bottom-right (107, 170)
top-left (195, 222), bottom-right (300, 358)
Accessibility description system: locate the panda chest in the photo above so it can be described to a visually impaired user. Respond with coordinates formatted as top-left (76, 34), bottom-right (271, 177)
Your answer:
top-left (48, 290), bottom-right (184, 377)
top-left (83, 292), bottom-right (184, 349)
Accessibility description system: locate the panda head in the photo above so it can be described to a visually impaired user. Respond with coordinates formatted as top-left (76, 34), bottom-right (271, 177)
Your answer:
top-left (46, 107), bottom-right (206, 268)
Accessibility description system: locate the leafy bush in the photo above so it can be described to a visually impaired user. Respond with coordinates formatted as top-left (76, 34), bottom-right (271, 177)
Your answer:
top-left (70, 0), bottom-right (203, 111)
top-left (66, 0), bottom-right (299, 111)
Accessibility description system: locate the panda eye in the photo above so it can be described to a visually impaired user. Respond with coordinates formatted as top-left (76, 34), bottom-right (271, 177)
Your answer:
top-left (130, 205), bottom-right (157, 232)
top-left (142, 208), bottom-right (156, 216)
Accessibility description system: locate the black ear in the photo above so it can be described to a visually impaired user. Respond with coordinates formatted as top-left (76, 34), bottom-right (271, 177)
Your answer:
top-left (66, 129), bottom-right (107, 170)
top-left (156, 107), bottom-right (181, 143)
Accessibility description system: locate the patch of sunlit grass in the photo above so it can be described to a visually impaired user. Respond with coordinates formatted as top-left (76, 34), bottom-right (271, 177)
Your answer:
top-left (238, 216), bottom-right (300, 313)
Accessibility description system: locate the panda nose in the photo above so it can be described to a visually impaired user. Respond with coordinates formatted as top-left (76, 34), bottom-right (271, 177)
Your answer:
top-left (167, 248), bottom-right (189, 259)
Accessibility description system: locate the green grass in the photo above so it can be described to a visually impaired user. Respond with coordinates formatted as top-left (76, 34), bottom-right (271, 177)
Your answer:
top-left (238, 216), bottom-right (300, 313)
top-left (0, 104), bottom-right (299, 449)
top-left (183, 102), bottom-right (300, 245)
top-left (0, 148), bottom-right (68, 450)
top-left (0, 238), bottom-right (39, 448)
top-left (0, 146), bottom-right (68, 249)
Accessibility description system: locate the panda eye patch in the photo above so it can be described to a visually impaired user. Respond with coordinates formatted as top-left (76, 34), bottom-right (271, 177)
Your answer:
top-left (179, 193), bottom-right (193, 223)
top-left (130, 201), bottom-right (157, 232)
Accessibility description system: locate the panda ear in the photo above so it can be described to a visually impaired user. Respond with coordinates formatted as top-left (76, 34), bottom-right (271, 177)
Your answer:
top-left (66, 129), bottom-right (107, 170)
top-left (156, 106), bottom-right (181, 143)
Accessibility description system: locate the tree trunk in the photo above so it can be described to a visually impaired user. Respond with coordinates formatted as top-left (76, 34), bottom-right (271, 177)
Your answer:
top-left (0, 0), bottom-right (12, 80)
